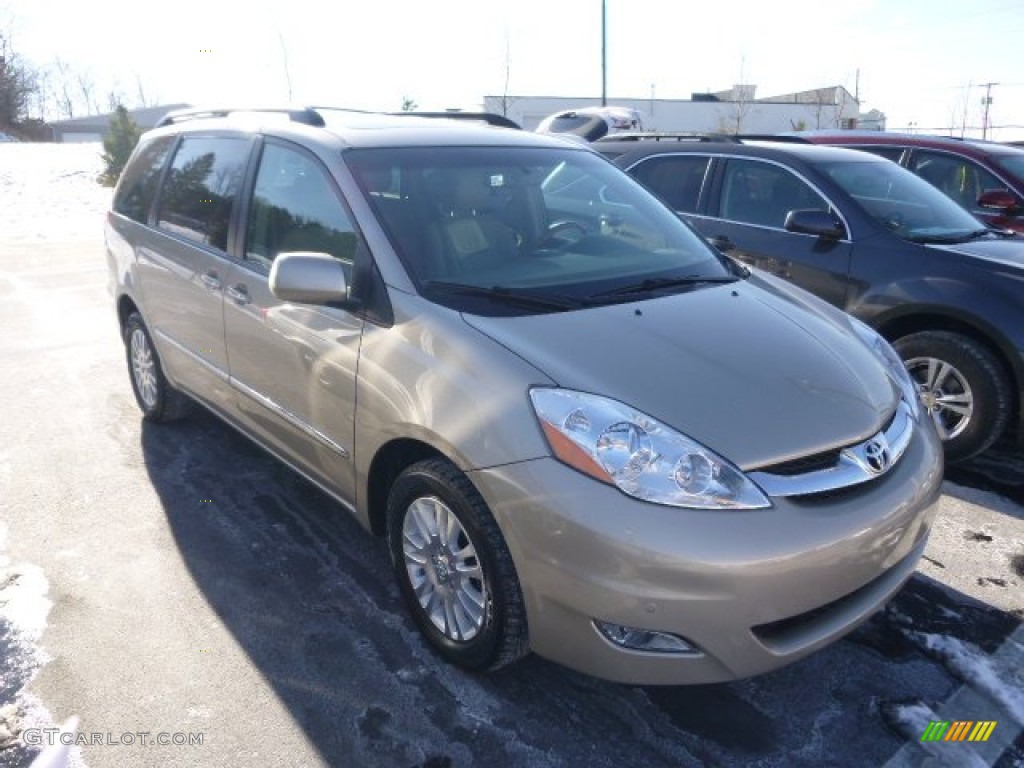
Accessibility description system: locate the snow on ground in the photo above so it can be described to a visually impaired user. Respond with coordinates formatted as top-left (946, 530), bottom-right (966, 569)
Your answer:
top-left (0, 524), bottom-right (84, 767)
top-left (906, 630), bottom-right (1024, 725)
top-left (0, 144), bottom-right (112, 242)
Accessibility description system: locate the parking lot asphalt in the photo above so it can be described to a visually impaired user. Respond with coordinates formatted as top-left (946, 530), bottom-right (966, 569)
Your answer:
top-left (1, 235), bottom-right (1022, 768)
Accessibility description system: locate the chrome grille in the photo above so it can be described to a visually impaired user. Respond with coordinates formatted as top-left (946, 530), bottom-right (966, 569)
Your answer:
top-left (749, 400), bottom-right (915, 498)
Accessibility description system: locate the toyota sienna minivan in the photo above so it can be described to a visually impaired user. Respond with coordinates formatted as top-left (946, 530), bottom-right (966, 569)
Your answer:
top-left (106, 106), bottom-right (942, 684)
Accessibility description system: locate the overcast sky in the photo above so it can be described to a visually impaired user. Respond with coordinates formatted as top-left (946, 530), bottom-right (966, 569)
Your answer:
top-left (4, 0), bottom-right (1023, 140)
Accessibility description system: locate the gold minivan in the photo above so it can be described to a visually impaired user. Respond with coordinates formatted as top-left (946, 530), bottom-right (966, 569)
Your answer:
top-left (106, 107), bottom-right (942, 684)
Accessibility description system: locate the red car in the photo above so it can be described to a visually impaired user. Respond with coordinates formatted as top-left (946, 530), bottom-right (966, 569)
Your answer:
top-left (795, 131), bottom-right (1024, 233)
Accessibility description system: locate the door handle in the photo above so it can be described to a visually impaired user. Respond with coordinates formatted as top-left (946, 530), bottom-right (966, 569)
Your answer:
top-left (200, 272), bottom-right (221, 290)
top-left (709, 235), bottom-right (735, 252)
top-left (226, 284), bottom-right (251, 305)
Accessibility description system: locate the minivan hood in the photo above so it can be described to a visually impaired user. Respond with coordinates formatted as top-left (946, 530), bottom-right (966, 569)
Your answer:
top-left (927, 236), bottom-right (1024, 269)
top-left (463, 282), bottom-right (898, 469)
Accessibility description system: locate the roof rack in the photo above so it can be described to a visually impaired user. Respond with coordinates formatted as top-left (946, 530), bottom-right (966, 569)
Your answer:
top-left (596, 132), bottom-right (742, 143)
top-left (154, 106), bottom-right (521, 131)
top-left (155, 106), bottom-right (328, 128)
top-left (389, 111), bottom-right (521, 129)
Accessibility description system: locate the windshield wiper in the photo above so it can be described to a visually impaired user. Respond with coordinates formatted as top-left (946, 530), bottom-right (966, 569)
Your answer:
top-left (909, 228), bottom-right (992, 244)
top-left (588, 274), bottom-right (738, 300)
top-left (421, 281), bottom-right (586, 311)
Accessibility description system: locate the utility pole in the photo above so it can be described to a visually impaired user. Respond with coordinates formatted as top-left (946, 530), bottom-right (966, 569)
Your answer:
top-left (981, 82), bottom-right (997, 139)
top-left (601, 0), bottom-right (607, 106)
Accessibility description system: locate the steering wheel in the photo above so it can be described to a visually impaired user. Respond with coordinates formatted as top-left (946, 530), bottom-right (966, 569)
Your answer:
top-left (538, 220), bottom-right (588, 248)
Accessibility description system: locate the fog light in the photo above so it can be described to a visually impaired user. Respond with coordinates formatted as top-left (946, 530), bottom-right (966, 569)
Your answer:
top-left (594, 620), bottom-right (700, 655)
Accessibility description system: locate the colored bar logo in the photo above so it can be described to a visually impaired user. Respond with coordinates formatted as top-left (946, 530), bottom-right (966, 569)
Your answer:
top-left (920, 721), bottom-right (997, 742)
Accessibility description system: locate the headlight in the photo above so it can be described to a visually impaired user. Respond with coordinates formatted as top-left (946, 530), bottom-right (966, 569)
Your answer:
top-left (529, 388), bottom-right (770, 509)
top-left (849, 318), bottom-right (921, 419)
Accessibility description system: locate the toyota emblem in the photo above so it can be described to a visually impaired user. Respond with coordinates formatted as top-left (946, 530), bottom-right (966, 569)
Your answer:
top-left (863, 436), bottom-right (891, 473)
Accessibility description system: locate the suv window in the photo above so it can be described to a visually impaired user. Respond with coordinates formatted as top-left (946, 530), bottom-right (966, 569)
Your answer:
top-left (719, 159), bottom-right (828, 228)
top-left (855, 146), bottom-right (904, 162)
top-left (113, 136), bottom-right (174, 223)
top-left (156, 136), bottom-right (251, 251)
top-left (245, 143), bottom-right (358, 270)
top-left (908, 151), bottom-right (1006, 210)
top-left (629, 155), bottom-right (710, 213)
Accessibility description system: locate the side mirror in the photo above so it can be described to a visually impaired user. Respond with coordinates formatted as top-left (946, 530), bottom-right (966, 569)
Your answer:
top-left (269, 252), bottom-right (350, 304)
top-left (977, 189), bottom-right (1019, 212)
top-left (784, 209), bottom-right (846, 240)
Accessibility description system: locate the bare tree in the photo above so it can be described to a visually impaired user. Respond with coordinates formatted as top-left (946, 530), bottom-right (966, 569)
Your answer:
top-left (496, 30), bottom-right (515, 118)
top-left (726, 85), bottom-right (755, 134)
top-left (134, 73), bottom-right (155, 109)
top-left (278, 31), bottom-right (293, 102)
top-left (51, 58), bottom-right (76, 118)
top-left (76, 70), bottom-right (98, 115)
top-left (400, 96), bottom-right (417, 112)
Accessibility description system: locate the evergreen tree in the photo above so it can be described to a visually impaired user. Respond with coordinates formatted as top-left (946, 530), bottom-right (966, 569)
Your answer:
top-left (0, 34), bottom-right (36, 133)
top-left (99, 105), bottom-right (142, 186)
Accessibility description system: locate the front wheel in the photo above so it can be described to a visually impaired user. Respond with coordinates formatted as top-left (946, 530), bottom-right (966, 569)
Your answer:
top-left (893, 331), bottom-right (1011, 462)
top-left (387, 458), bottom-right (528, 671)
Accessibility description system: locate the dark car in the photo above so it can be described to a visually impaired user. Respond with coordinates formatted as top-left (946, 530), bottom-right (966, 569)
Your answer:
top-left (792, 131), bottom-right (1024, 233)
top-left (598, 136), bottom-right (1024, 461)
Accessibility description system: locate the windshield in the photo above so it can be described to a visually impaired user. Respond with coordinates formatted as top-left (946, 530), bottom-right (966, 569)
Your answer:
top-left (994, 153), bottom-right (1024, 183)
top-left (346, 146), bottom-right (732, 314)
top-left (817, 158), bottom-right (989, 241)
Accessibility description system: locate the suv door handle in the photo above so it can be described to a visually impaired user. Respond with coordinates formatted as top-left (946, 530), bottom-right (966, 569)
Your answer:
top-left (200, 271), bottom-right (221, 290)
top-left (226, 284), bottom-right (250, 305)
top-left (709, 235), bottom-right (735, 252)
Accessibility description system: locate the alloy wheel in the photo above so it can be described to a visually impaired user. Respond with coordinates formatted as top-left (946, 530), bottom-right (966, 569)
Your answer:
top-left (402, 495), bottom-right (487, 642)
top-left (130, 328), bottom-right (158, 410)
top-left (904, 355), bottom-right (973, 440)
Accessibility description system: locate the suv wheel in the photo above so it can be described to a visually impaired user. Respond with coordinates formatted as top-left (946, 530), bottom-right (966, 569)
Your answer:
top-left (123, 312), bottom-right (191, 422)
top-left (894, 331), bottom-right (1011, 462)
top-left (387, 458), bottom-right (528, 670)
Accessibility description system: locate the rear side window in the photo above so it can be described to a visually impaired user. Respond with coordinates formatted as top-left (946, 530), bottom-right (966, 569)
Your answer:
top-left (245, 143), bottom-right (358, 271)
top-left (113, 136), bottom-right (174, 223)
top-left (629, 155), bottom-right (711, 213)
top-left (156, 136), bottom-right (251, 251)
top-left (856, 146), bottom-right (904, 162)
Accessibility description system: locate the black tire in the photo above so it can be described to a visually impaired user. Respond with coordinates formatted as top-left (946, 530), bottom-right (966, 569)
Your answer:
top-left (387, 458), bottom-right (529, 671)
top-left (893, 331), bottom-right (1011, 463)
top-left (122, 312), bottom-right (191, 422)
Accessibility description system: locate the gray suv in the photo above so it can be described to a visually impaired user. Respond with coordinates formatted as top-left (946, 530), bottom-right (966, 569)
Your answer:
top-left (106, 107), bottom-right (942, 685)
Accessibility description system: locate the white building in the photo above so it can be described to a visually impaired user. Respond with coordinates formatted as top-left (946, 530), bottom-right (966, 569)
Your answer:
top-left (485, 85), bottom-right (880, 134)
top-left (49, 104), bottom-right (190, 142)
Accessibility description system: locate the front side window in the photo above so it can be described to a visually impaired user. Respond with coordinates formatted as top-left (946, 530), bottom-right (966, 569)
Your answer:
top-left (909, 151), bottom-right (1006, 210)
top-left (346, 146), bottom-right (734, 315)
top-left (113, 136), bottom-right (174, 223)
top-left (719, 159), bottom-right (828, 228)
top-left (245, 143), bottom-right (358, 271)
top-left (629, 155), bottom-right (711, 213)
top-left (156, 136), bottom-right (251, 250)
top-left (994, 154), bottom-right (1024, 184)
top-left (820, 157), bottom-right (986, 242)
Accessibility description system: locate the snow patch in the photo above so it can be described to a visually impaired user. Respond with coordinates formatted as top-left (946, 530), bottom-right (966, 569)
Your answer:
top-left (0, 143), bottom-right (112, 242)
top-left (908, 630), bottom-right (1024, 725)
top-left (0, 524), bottom-right (86, 767)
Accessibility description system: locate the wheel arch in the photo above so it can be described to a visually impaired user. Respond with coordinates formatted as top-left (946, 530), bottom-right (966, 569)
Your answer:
top-left (872, 307), bottom-right (1022, 423)
top-left (364, 438), bottom-right (450, 537)
top-left (116, 293), bottom-right (142, 332)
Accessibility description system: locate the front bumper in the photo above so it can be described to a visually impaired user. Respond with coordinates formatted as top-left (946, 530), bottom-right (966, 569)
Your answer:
top-left (470, 418), bottom-right (943, 685)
